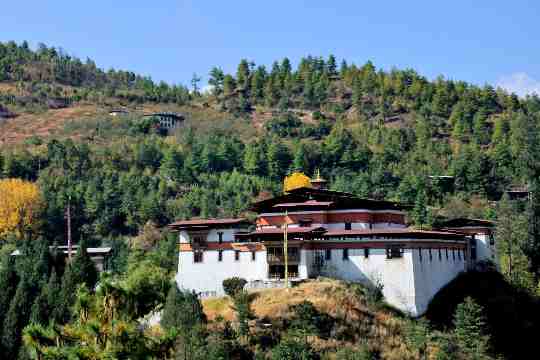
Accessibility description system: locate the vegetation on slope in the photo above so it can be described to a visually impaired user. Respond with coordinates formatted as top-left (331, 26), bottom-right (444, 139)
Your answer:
top-left (2, 41), bottom-right (540, 358)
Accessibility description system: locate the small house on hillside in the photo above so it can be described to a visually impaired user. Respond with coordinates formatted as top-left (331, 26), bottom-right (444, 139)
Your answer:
top-left (11, 245), bottom-right (112, 272)
top-left (109, 109), bottom-right (129, 117)
top-left (143, 112), bottom-right (184, 132)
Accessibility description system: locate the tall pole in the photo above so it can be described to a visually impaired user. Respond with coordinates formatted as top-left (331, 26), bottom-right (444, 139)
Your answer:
top-left (67, 195), bottom-right (72, 261)
top-left (284, 210), bottom-right (289, 290)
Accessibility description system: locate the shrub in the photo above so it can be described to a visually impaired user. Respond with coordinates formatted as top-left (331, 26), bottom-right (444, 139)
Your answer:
top-left (270, 337), bottom-right (318, 360)
top-left (222, 277), bottom-right (247, 298)
top-left (289, 300), bottom-right (333, 338)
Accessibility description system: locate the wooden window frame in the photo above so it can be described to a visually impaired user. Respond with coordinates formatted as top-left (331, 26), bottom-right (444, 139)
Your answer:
top-left (194, 250), bottom-right (204, 263)
top-left (325, 249), bottom-right (332, 260)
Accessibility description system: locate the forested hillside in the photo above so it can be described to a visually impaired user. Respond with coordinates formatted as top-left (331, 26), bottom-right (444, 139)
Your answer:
top-left (2, 41), bottom-right (540, 359)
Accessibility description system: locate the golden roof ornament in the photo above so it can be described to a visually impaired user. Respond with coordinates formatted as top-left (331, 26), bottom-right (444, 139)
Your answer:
top-left (310, 169), bottom-right (328, 189)
top-left (283, 172), bottom-right (312, 193)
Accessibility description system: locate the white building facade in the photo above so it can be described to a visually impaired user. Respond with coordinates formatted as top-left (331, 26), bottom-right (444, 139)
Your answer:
top-left (171, 187), bottom-right (493, 317)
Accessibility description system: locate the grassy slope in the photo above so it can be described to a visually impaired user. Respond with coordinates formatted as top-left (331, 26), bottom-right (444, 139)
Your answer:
top-left (203, 279), bottom-right (420, 359)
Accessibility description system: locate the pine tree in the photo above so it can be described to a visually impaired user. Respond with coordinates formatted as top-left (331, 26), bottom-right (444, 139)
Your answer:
top-left (161, 285), bottom-right (206, 331)
top-left (2, 279), bottom-right (33, 358)
top-left (453, 297), bottom-right (490, 359)
top-left (326, 54), bottom-right (337, 77)
top-left (412, 190), bottom-right (430, 229)
top-left (292, 143), bottom-right (309, 173)
top-left (236, 59), bottom-right (250, 90)
top-left (496, 195), bottom-right (534, 291)
top-left (71, 238), bottom-right (99, 290)
top-left (0, 256), bottom-right (18, 341)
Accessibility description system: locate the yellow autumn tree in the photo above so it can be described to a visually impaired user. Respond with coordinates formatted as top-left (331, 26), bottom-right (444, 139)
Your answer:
top-left (0, 178), bottom-right (43, 239)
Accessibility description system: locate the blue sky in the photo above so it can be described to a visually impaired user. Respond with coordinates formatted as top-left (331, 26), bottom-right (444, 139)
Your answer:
top-left (1, 1), bottom-right (539, 95)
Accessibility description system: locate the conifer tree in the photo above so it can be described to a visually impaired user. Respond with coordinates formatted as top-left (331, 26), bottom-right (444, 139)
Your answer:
top-left (2, 279), bottom-right (33, 358)
top-left (161, 285), bottom-right (206, 331)
top-left (453, 297), bottom-right (490, 359)
top-left (292, 142), bottom-right (309, 173)
top-left (0, 256), bottom-right (18, 341)
top-left (496, 195), bottom-right (534, 291)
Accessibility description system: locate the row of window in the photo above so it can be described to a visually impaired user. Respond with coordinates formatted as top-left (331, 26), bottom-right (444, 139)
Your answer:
top-left (194, 250), bottom-right (256, 263)
top-left (194, 247), bottom-right (464, 264)
top-left (418, 248), bottom-right (464, 262)
top-left (324, 247), bottom-right (403, 261)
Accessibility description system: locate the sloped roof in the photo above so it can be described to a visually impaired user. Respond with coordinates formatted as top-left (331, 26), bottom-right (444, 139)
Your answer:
top-left (325, 228), bottom-right (466, 240)
top-left (251, 187), bottom-right (408, 213)
top-left (168, 218), bottom-right (251, 230)
top-left (438, 218), bottom-right (495, 228)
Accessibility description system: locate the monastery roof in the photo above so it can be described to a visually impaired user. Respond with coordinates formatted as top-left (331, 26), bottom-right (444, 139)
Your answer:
top-left (272, 200), bottom-right (333, 208)
top-left (251, 187), bottom-right (409, 213)
top-left (324, 228), bottom-right (466, 240)
top-left (248, 226), bottom-right (327, 236)
top-left (168, 218), bottom-right (251, 230)
top-left (245, 227), bottom-right (465, 241)
top-left (438, 218), bottom-right (495, 228)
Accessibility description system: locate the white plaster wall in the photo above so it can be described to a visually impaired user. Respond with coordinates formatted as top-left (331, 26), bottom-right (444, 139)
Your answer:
top-left (475, 234), bottom-right (496, 263)
top-left (412, 248), bottom-right (466, 316)
top-left (325, 222), bottom-right (370, 230)
top-left (312, 248), bottom-right (417, 315)
top-left (176, 250), bottom-right (268, 296)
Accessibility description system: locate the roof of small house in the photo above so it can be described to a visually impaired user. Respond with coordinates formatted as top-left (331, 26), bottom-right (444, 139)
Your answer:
top-left (11, 246), bottom-right (112, 256)
top-left (438, 218), bottom-right (495, 229)
top-left (168, 218), bottom-right (251, 230)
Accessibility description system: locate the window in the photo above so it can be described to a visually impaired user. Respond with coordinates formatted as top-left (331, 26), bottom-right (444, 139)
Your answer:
top-left (235, 250), bottom-right (240, 261)
top-left (218, 232), bottom-right (223, 244)
top-left (458, 250), bottom-right (462, 260)
top-left (325, 249), bottom-right (332, 260)
top-left (299, 219), bottom-right (313, 227)
top-left (438, 249), bottom-right (442, 261)
top-left (343, 248), bottom-right (349, 260)
top-left (445, 248), bottom-right (449, 260)
top-left (386, 246), bottom-right (404, 259)
top-left (218, 250), bottom-right (223, 262)
top-left (193, 235), bottom-right (204, 246)
top-left (489, 234), bottom-right (495, 246)
top-left (452, 249), bottom-right (456, 261)
top-left (364, 248), bottom-right (370, 258)
top-left (345, 222), bottom-right (352, 230)
top-left (429, 249), bottom-right (433, 262)
top-left (194, 250), bottom-right (204, 263)
top-left (252, 251), bottom-right (256, 261)
top-left (418, 248), bottom-right (422, 262)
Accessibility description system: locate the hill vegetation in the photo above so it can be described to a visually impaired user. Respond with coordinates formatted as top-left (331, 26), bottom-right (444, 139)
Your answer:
top-left (1, 40), bottom-right (540, 359)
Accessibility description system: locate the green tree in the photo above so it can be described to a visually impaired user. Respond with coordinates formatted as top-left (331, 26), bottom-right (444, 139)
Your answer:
top-left (496, 195), bottom-right (535, 291)
top-left (453, 297), bottom-right (491, 359)
top-left (161, 285), bottom-right (206, 331)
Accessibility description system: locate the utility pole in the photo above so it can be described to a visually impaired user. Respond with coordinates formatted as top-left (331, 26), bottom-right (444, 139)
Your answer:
top-left (67, 195), bottom-right (72, 261)
top-left (284, 210), bottom-right (289, 291)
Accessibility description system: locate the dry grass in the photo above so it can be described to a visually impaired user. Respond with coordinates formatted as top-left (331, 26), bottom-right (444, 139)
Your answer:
top-left (202, 279), bottom-right (423, 359)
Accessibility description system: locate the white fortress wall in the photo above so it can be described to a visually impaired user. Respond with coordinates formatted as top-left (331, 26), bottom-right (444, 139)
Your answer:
top-left (315, 247), bottom-right (417, 314)
top-left (178, 228), bottom-right (240, 243)
top-left (176, 249), bottom-right (268, 297)
top-left (411, 248), bottom-right (466, 316)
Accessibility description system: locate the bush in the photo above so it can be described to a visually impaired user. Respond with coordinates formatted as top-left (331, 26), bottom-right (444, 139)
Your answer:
top-left (271, 337), bottom-right (318, 360)
top-left (222, 277), bottom-right (247, 298)
top-left (289, 300), bottom-right (333, 338)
